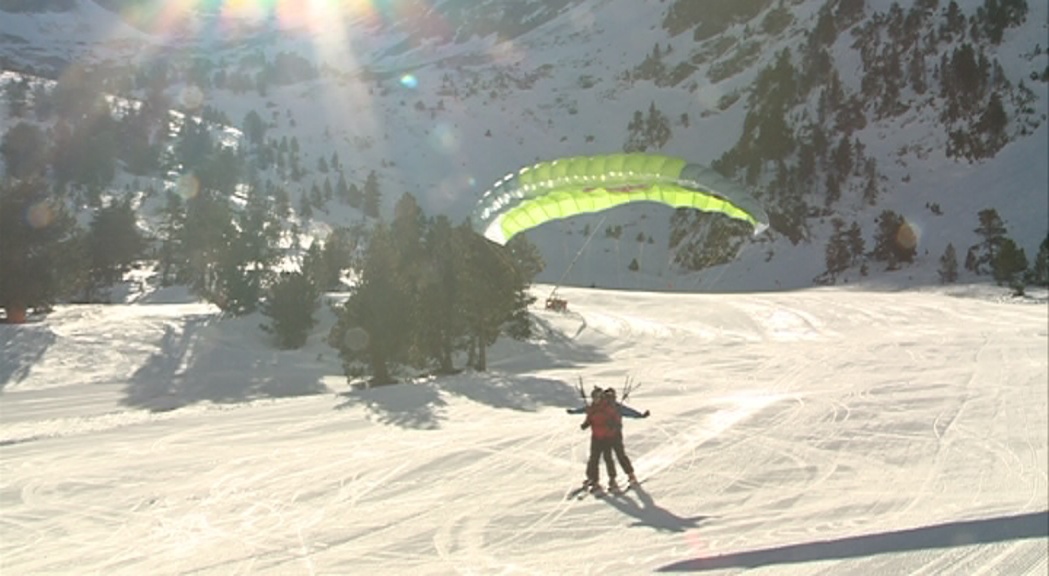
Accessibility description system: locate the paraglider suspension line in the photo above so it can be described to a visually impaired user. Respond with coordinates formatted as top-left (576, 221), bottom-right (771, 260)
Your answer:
top-left (549, 214), bottom-right (607, 302)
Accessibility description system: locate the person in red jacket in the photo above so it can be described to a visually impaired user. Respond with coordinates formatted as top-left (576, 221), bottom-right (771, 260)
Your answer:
top-left (580, 391), bottom-right (620, 491)
top-left (602, 387), bottom-right (648, 490)
top-left (568, 387), bottom-right (649, 491)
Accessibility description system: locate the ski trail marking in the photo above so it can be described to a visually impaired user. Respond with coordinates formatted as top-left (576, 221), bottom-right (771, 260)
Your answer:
top-left (634, 393), bottom-right (785, 483)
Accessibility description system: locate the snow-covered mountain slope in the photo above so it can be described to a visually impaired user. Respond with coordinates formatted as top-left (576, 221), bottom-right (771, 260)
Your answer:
top-left (1, 0), bottom-right (1046, 292)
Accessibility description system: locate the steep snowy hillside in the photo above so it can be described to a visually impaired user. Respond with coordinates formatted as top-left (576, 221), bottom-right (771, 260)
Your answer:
top-left (0, 0), bottom-right (1046, 292)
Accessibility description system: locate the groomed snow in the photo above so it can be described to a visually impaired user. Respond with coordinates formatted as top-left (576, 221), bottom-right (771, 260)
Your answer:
top-left (1, 283), bottom-right (1046, 574)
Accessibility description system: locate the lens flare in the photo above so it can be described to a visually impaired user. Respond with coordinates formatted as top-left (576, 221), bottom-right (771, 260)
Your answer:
top-left (343, 327), bottom-right (370, 352)
top-left (430, 122), bottom-right (458, 152)
top-left (400, 74), bottom-right (418, 89)
top-left (175, 173), bottom-right (201, 200)
top-left (26, 201), bottom-right (55, 229)
top-left (896, 220), bottom-right (920, 251)
top-left (179, 85), bottom-right (205, 110)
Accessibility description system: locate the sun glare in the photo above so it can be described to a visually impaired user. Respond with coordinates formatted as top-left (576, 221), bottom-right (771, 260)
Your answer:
top-left (208, 0), bottom-right (382, 29)
top-left (96, 0), bottom-right (452, 194)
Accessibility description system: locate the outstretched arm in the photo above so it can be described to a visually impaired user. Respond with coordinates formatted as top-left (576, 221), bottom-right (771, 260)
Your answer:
top-left (565, 406), bottom-right (587, 415)
top-left (618, 403), bottom-right (650, 418)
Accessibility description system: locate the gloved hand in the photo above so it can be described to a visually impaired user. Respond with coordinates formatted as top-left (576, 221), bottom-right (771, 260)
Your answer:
top-left (566, 408), bottom-right (572, 414)
top-left (643, 410), bottom-right (651, 417)
top-left (580, 423), bottom-right (587, 430)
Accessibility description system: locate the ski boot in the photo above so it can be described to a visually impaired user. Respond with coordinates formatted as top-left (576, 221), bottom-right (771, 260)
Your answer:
top-left (627, 473), bottom-right (640, 488)
top-left (607, 478), bottom-right (621, 493)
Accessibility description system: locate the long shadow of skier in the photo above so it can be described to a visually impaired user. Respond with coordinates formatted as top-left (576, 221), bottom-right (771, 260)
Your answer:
top-left (602, 484), bottom-right (714, 533)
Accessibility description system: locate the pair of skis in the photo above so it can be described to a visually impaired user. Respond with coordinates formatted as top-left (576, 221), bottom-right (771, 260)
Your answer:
top-left (566, 481), bottom-right (638, 500)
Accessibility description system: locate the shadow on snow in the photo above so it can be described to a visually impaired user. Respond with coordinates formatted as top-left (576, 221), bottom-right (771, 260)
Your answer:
top-left (656, 510), bottom-right (1049, 572)
top-left (0, 322), bottom-right (56, 392)
top-left (603, 484), bottom-right (714, 533)
top-left (123, 313), bottom-right (328, 411)
top-left (333, 372), bottom-right (587, 430)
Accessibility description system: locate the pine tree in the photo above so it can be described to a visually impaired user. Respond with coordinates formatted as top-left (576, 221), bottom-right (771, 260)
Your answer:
top-left (302, 228), bottom-right (356, 293)
top-left (0, 178), bottom-right (78, 322)
top-left (823, 218), bottom-right (850, 282)
top-left (242, 110), bottom-right (266, 148)
top-left (415, 215), bottom-right (468, 374)
top-left (845, 221), bottom-right (866, 267)
top-left (180, 189), bottom-right (236, 306)
top-left (155, 192), bottom-right (187, 286)
top-left (261, 271), bottom-right (319, 349)
top-left (505, 234), bottom-right (545, 281)
top-left (970, 208), bottom-right (1007, 274)
top-left (1027, 233), bottom-right (1049, 286)
top-left (978, 92), bottom-right (1008, 154)
top-left (336, 174), bottom-right (350, 204)
top-left (861, 158), bottom-right (880, 205)
top-left (85, 198), bottom-right (147, 301)
top-left (1, 122), bottom-right (48, 179)
top-left (455, 223), bottom-right (527, 371)
top-left (323, 178), bottom-right (334, 203)
top-left (301, 242), bottom-right (329, 293)
top-left (330, 222), bottom-right (409, 384)
top-left (645, 102), bottom-right (672, 149)
top-left (309, 182), bottom-right (323, 209)
top-left (362, 170), bottom-right (382, 218)
top-left (347, 182), bottom-right (363, 209)
top-left (939, 242), bottom-right (959, 283)
top-left (390, 193), bottom-right (430, 367)
top-left (4, 76), bottom-right (29, 118)
top-left (624, 110), bottom-right (647, 152)
top-left (298, 190), bottom-right (313, 220)
top-left (991, 237), bottom-right (1027, 288)
top-left (218, 184), bottom-right (280, 315)
top-left (274, 184), bottom-right (291, 218)
top-left (871, 210), bottom-right (916, 270)
top-left (824, 172), bottom-right (841, 208)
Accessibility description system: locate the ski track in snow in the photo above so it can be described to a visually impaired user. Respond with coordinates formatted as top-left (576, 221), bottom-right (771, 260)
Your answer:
top-left (0, 288), bottom-right (1046, 574)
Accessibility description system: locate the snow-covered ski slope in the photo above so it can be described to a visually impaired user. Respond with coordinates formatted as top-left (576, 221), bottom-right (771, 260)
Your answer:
top-left (1, 284), bottom-right (1046, 574)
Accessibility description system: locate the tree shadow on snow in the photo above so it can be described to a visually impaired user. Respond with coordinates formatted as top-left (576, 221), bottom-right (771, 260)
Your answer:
top-left (0, 323), bottom-right (56, 392)
top-left (603, 484), bottom-right (714, 533)
top-left (656, 510), bottom-right (1049, 572)
top-left (442, 372), bottom-right (587, 411)
top-left (123, 314), bottom-right (328, 411)
top-left (334, 383), bottom-right (447, 430)
top-left (333, 372), bottom-right (586, 430)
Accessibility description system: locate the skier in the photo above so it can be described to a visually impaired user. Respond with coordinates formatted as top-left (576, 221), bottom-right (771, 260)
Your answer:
top-left (603, 387), bottom-right (649, 491)
top-left (566, 386), bottom-right (646, 488)
top-left (576, 388), bottom-right (619, 492)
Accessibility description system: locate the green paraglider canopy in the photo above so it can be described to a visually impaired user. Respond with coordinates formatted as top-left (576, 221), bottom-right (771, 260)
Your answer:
top-left (470, 153), bottom-right (769, 245)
